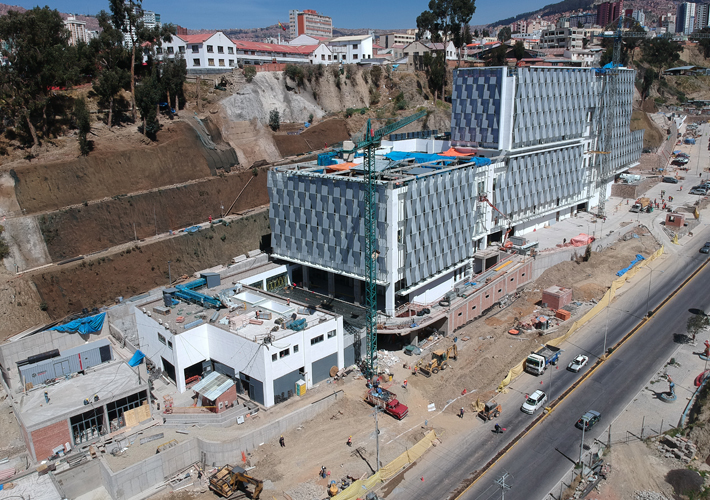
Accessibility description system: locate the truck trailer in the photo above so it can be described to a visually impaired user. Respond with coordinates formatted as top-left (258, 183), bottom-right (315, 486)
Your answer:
top-left (525, 345), bottom-right (562, 375)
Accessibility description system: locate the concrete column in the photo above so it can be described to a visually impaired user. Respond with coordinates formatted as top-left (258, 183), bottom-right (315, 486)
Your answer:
top-left (354, 279), bottom-right (361, 305)
top-left (385, 283), bottom-right (395, 317)
top-left (302, 266), bottom-right (310, 290)
top-left (102, 405), bottom-right (110, 437)
top-left (327, 272), bottom-right (335, 297)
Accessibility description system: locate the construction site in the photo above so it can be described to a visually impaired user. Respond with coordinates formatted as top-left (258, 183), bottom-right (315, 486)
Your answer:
top-left (3, 41), bottom-right (710, 500)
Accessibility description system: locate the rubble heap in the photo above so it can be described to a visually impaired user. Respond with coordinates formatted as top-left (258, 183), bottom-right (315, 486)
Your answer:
top-left (657, 435), bottom-right (697, 463)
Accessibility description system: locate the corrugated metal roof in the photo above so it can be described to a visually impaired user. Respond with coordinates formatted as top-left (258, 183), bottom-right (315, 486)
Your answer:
top-left (192, 371), bottom-right (235, 400)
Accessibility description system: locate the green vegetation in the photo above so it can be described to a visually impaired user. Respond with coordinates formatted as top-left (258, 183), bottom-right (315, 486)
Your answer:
top-left (73, 97), bottom-right (92, 156)
top-left (687, 314), bottom-right (710, 337)
top-left (285, 64), bottom-right (305, 87)
top-left (269, 109), bottom-right (280, 131)
top-left (244, 65), bottom-right (256, 83)
top-left (417, 0), bottom-right (476, 70)
top-left (497, 26), bottom-right (512, 42)
top-left (370, 66), bottom-right (382, 87)
top-left (393, 92), bottom-right (407, 111)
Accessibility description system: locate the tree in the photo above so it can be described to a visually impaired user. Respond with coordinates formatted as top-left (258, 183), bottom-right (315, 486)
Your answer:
top-left (244, 65), bottom-right (256, 83)
top-left (497, 26), bottom-right (512, 42)
top-left (0, 7), bottom-right (77, 147)
top-left (135, 70), bottom-right (161, 138)
top-left (417, 0), bottom-right (477, 71)
top-left (485, 45), bottom-right (507, 66)
top-left (463, 24), bottom-right (473, 47)
top-left (474, 29), bottom-right (480, 38)
top-left (641, 68), bottom-right (657, 99)
top-left (642, 37), bottom-right (681, 72)
top-left (482, 29), bottom-right (490, 38)
top-left (698, 27), bottom-right (710, 58)
top-left (370, 65), bottom-right (382, 87)
top-left (73, 97), bottom-right (91, 155)
top-left (160, 56), bottom-right (187, 112)
top-left (512, 40), bottom-right (525, 60)
top-left (92, 10), bottom-right (131, 128)
top-left (423, 52), bottom-right (447, 101)
top-left (269, 110), bottom-right (280, 131)
top-left (687, 314), bottom-right (710, 338)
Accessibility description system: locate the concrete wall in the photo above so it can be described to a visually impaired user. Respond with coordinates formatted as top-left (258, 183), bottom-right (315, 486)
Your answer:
top-left (81, 390), bottom-right (343, 500)
top-left (55, 458), bottom-right (103, 499)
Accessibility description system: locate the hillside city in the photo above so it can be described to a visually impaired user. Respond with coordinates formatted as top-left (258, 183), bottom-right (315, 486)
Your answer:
top-left (3, 1), bottom-right (710, 500)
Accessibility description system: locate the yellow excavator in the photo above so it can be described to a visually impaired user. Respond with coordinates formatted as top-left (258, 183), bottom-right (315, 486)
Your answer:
top-left (209, 465), bottom-right (264, 499)
top-left (415, 344), bottom-right (458, 377)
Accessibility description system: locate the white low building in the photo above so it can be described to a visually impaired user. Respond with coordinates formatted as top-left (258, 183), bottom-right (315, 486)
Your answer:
top-left (135, 281), bottom-right (348, 408)
top-left (328, 35), bottom-right (373, 63)
top-left (161, 32), bottom-right (237, 72)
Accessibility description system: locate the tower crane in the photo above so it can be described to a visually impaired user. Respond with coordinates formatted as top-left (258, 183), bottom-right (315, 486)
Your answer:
top-left (343, 111), bottom-right (426, 378)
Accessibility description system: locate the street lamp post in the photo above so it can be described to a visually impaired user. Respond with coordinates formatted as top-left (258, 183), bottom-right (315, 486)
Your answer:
top-left (646, 267), bottom-right (664, 318)
top-left (168, 260), bottom-right (172, 287)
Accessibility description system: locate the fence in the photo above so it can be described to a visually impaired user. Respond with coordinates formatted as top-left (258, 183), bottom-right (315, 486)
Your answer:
top-left (389, 129), bottom-right (439, 141)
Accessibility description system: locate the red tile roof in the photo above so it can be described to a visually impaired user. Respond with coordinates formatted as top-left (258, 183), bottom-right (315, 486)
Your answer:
top-left (232, 40), bottom-right (318, 55)
top-left (180, 33), bottom-right (215, 44)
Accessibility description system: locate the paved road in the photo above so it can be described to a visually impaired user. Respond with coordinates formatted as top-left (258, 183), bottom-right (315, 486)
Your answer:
top-left (384, 225), bottom-right (710, 500)
top-left (461, 257), bottom-right (710, 500)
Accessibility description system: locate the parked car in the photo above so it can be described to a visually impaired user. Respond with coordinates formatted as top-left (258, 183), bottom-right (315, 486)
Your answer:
top-left (689, 187), bottom-right (708, 195)
top-left (403, 345), bottom-right (422, 356)
top-left (662, 177), bottom-right (679, 184)
top-left (701, 242), bottom-right (710, 254)
top-left (672, 160), bottom-right (689, 166)
top-left (521, 390), bottom-right (548, 414)
top-left (567, 354), bottom-right (589, 373)
top-left (576, 410), bottom-right (601, 430)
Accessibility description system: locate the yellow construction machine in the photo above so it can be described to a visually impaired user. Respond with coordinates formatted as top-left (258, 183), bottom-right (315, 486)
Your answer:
top-left (415, 344), bottom-right (458, 377)
top-left (209, 465), bottom-right (264, 499)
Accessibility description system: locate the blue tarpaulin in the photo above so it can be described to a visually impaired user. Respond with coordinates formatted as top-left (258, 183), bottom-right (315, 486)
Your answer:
top-left (50, 312), bottom-right (105, 334)
top-left (616, 254), bottom-right (645, 277)
top-left (128, 350), bottom-right (145, 367)
top-left (384, 152), bottom-right (492, 166)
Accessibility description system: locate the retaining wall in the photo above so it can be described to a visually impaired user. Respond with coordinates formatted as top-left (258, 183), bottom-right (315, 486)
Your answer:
top-left (62, 390), bottom-right (343, 499)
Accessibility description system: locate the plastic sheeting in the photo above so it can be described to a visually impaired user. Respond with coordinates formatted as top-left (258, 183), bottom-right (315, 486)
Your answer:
top-left (49, 312), bottom-right (105, 334)
top-left (128, 350), bottom-right (145, 367)
top-left (384, 151), bottom-right (492, 166)
top-left (570, 233), bottom-right (594, 247)
top-left (498, 245), bottom-right (664, 393)
top-left (616, 254), bottom-right (645, 277)
top-left (331, 431), bottom-right (438, 500)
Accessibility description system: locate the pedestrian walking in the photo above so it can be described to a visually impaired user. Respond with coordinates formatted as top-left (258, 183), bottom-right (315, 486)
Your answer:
top-left (459, 407), bottom-right (465, 419)
top-left (494, 423), bottom-right (503, 433)
top-left (347, 436), bottom-right (352, 447)
top-left (279, 435), bottom-right (285, 447)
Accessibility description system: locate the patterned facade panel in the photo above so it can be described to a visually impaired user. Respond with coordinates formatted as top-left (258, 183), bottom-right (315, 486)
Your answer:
top-left (451, 68), bottom-right (504, 148)
top-left (512, 67), bottom-right (596, 149)
top-left (268, 171), bottom-right (389, 281)
top-left (403, 169), bottom-right (477, 287)
top-left (496, 145), bottom-right (586, 220)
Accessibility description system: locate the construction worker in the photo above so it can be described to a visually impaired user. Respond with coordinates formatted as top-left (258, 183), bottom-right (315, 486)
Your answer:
top-left (494, 423), bottom-right (503, 434)
top-left (459, 407), bottom-right (465, 419)
top-left (402, 379), bottom-right (408, 389)
top-left (279, 435), bottom-right (285, 447)
top-left (347, 436), bottom-right (352, 447)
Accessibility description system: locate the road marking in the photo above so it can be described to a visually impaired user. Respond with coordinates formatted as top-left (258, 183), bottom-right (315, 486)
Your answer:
top-left (451, 255), bottom-right (710, 500)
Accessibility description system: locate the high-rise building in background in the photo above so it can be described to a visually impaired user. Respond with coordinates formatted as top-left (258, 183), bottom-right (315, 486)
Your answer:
top-left (659, 13), bottom-right (676, 33)
top-left (64, 16), bottom-right (92, 45)
top-left (288, 9), bottom-right (332, 40)
top-left (695, 3), bottom-right (709, 31)
top-left (596, 1), bottom-right (623, 28)
top-left (122, 4), bottom-right (162, 47)
top-left (676, 2), bottom-right (697, 34)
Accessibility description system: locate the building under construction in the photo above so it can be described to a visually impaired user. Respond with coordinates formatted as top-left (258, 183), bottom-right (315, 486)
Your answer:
top-left (267, 65), bottom-right (642, 336)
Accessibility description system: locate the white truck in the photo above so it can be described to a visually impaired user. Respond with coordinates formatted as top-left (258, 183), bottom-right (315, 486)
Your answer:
top-left (525, 345), bottom-right (562, 376)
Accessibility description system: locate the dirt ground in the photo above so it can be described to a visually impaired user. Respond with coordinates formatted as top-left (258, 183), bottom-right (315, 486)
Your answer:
top-left (140, 229), bottom-right (660, 500)
top-left (272, 118), bottom-right (352, 157)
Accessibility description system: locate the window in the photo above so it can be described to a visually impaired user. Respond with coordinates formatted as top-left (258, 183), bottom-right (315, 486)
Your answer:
top-left (272, 353), bottom-right (277, 362)
top-left (228, 47), bottom-right (234, 54)
top-left (328, 55), bottom-right (331, 60)
top-left (293, 345), bottom-right (299, 353)
top-left (485, 294), bottom-right (490, 298)
top-left (191, 45), bottom-right (198, 53)
top-left (179, 46), bottom-right (185, 54)
top-left (352, 44), bottom-right (357, 49)
top-left (311, 334), bottom-right (324, 345)
top-left (510, 277), bottom-right (515, 281)
top-left (498, 288), bottom-right (502, 293)
top-left (353, 54), bottom-right (358, 59)
top-left (327, 330), bottom-right (336, 339)
top-left (321, 54), bottom-right (325, 60)
top-left (208, 58), bottom-right (215, 66)
top-left (193, 58), bottom-right (200, 66)
top-left (229, 60), bottom-right (235, 67)
top-left (249, 281), bottom-right (264, 290)
top-left (167, 46), bottom-right (173, 54)
top-left (207, 45), bottom-right (214, 53)
top-left (471, 305), bottom-right (477, 310)
top-left (266, 272), bottom-right (288, 292)
top-left (158, 333), bottom-right (166, 345)
top-left (167, 340), bottom-right (173, 350)
top-left (279, 348), bottom-right (290, 358)
top-left (156, 47), bottom-right (163, 54)
top-left (218, 46), bottom-right (224, 53)
top-left (458, 312), bottom-right (462, 316)
top-left (219, 59), bottom-right (225, 66)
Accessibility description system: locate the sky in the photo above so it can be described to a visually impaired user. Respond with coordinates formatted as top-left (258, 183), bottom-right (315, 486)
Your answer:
top-left (5, 0), bottom-right (553, 30)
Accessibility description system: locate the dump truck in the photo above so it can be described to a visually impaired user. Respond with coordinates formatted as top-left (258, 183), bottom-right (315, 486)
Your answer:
top-left (630, 197), bottom-right (650, 213)
top-left (525, 345), bottom-right (562, 375)
top-left (415, 344), bottom-right (458, 377)
top-left (365, 388), bottom-right (409, 420)
top-left (209, 465), bottom-right (264, 499)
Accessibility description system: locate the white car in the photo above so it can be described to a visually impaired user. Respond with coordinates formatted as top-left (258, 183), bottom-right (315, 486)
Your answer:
top-left (567, 354), bottom-right (589, 373)
top-left (521, 390), bottom-right (548, 414)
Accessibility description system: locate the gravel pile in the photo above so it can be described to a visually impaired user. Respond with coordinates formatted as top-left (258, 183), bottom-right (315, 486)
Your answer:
top-left (634, 491), bottom-right (671, 500)
top-left (285, 479), bottom-right (326, 500)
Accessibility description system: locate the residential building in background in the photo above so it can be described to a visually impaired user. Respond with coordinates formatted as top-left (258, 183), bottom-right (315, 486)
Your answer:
top-left (695, 3), bottom-right (709, 31)
top-left (288, 9), bottom-right (332, 40)
top-left (676, 2), bottom-right (696, 34)
top-left (631, 9), bottom-right (646, 27)
top-left (64, 15), bottom-right (92, 45)
top-left (377, 32), bottom-right (416, 48)
top-left (659, 13), bottom-right (676, 33)
top-left (176, 25), bottom-right (188, 36)
top-left (596, 1), bottom-right (624, 28)
top-left (161, 32), bottom-right (236, 72)
top-left (328, 34), bottom-right (372, 63)
top-left (539, 27), bottom-right (584, 50)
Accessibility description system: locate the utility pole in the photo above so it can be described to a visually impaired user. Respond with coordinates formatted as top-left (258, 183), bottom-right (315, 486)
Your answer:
top-left (168, 260), bottom-right (172, 287)
top-left (494, 472), bottom-right (512, 500)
